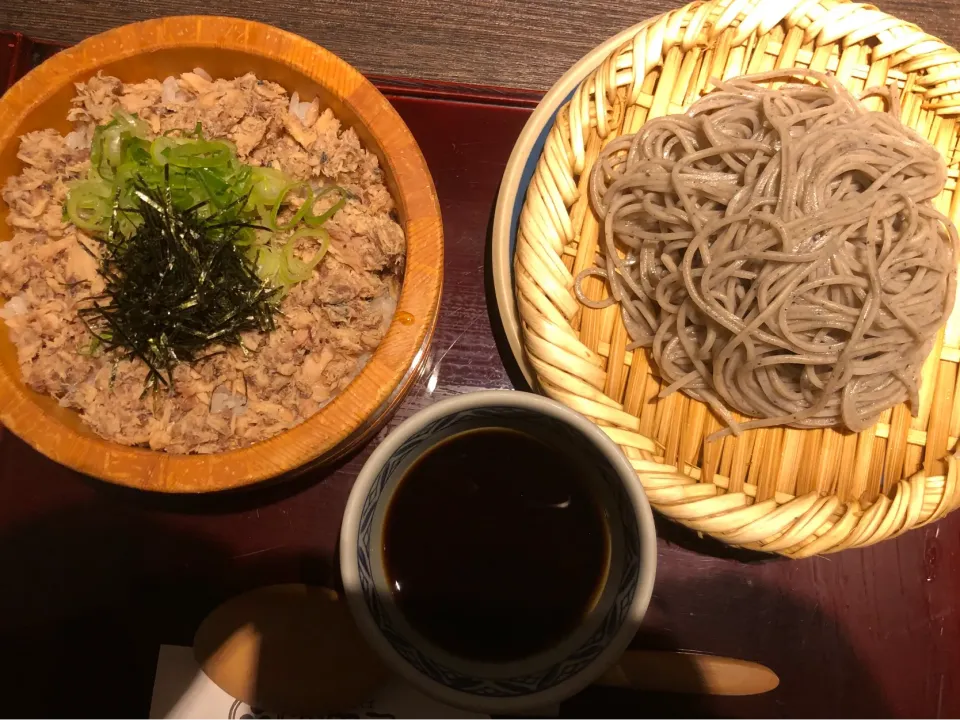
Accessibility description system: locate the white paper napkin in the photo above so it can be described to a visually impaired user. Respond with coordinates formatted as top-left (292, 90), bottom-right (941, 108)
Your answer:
top-left (149, 645), bottom-right (489, 719)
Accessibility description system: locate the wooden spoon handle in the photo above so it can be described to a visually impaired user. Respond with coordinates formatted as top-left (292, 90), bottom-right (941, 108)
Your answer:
top-left (596, 650), bottom-right (779, 696)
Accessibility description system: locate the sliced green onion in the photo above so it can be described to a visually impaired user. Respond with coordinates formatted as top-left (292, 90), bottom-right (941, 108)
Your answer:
top-left (113, 161), bottom-right (142, 192)
top-left (66, 113), bottom-right (344, 294)
top-left (89, 124), bottom-right (106, 175)
top-left (150, 136), bottom-right (179, 165)
top-left (269, 182), bottom-right (313, 231)
top-left (104, 126), bottom-right (128, 167)
top-left (254, 202), bottom-right (274, 228)
top-left (305, 186), bottom-right (347, 227)
top-left (280, 227), bottom-right (329, 284)
top-left (232, 227), bottom-right (266, 248)
top-left (112, 108), bottom-right (148, 136)
top-left (194, 167), bottom-right (233, 208)
top-left (165, 140), bottom-right (233, 168)
top-left (255, 245), bottom-right (281, 282)
top-left (249, 166), bottom-right (290, 207)
top-left (122, 137), bottom-right (152, 166)
top-left (66, 180), bottom-right (113, 232)
top-left (90, 110), bottom-right (147, 178)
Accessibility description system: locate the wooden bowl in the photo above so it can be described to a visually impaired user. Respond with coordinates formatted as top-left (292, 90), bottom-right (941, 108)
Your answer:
top-left (513, 0), bottom-right (960, 556)
top-left (0, 17), bottom-right (443, 492)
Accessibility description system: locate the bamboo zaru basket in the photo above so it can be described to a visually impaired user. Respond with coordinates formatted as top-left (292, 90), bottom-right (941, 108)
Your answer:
top-left (514, 0), bottom-right (960, 557)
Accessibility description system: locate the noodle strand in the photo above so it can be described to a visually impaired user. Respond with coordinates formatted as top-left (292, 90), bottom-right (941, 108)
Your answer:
top-left (578, 69), bottom-right (959, 437)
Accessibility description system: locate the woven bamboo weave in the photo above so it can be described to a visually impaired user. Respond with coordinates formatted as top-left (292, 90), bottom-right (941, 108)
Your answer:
top-left (514, 0), bottom-right (960, 557)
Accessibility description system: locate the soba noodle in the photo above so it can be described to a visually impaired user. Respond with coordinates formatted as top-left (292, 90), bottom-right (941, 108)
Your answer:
top-left (581, 69), bottom-right (959, 437)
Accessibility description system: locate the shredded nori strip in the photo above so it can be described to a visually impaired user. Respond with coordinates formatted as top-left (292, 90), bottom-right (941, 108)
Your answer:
top-left (78, 169), bottom-right (280, 392)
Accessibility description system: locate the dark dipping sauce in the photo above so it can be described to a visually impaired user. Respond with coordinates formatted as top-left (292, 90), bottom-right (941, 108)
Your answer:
top-left (382, 427), bottom-right (610, 663)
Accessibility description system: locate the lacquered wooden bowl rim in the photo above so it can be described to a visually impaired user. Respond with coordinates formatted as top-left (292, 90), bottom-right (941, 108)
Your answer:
top-left (0, 16), bottom-right (443, 492)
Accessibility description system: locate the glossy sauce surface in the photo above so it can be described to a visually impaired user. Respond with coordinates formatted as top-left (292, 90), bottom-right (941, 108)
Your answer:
top-left (383, 427), bottom-right (609, 662)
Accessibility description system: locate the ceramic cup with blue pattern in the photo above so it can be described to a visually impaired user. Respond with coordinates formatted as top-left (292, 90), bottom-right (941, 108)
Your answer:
top-left (340, 389), bottom-right (657, 714)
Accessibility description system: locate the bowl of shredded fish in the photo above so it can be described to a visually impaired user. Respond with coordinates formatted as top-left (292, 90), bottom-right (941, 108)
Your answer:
top-left (0, 17), bottom-right (442, 491)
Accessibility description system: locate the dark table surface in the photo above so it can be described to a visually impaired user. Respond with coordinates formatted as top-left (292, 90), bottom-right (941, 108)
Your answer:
top-left (3, 2), bottom-right (960, 717)
top-left (3, 0), bottom-right (960, 91)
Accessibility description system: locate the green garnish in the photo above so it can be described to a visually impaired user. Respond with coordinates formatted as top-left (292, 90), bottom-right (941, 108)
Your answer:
top-left (78, 171), bottom-right (280, 391)
top-left (65, 108), bottom-right (346, 290)
top-left (64, 109), bottom-right (346, 389)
